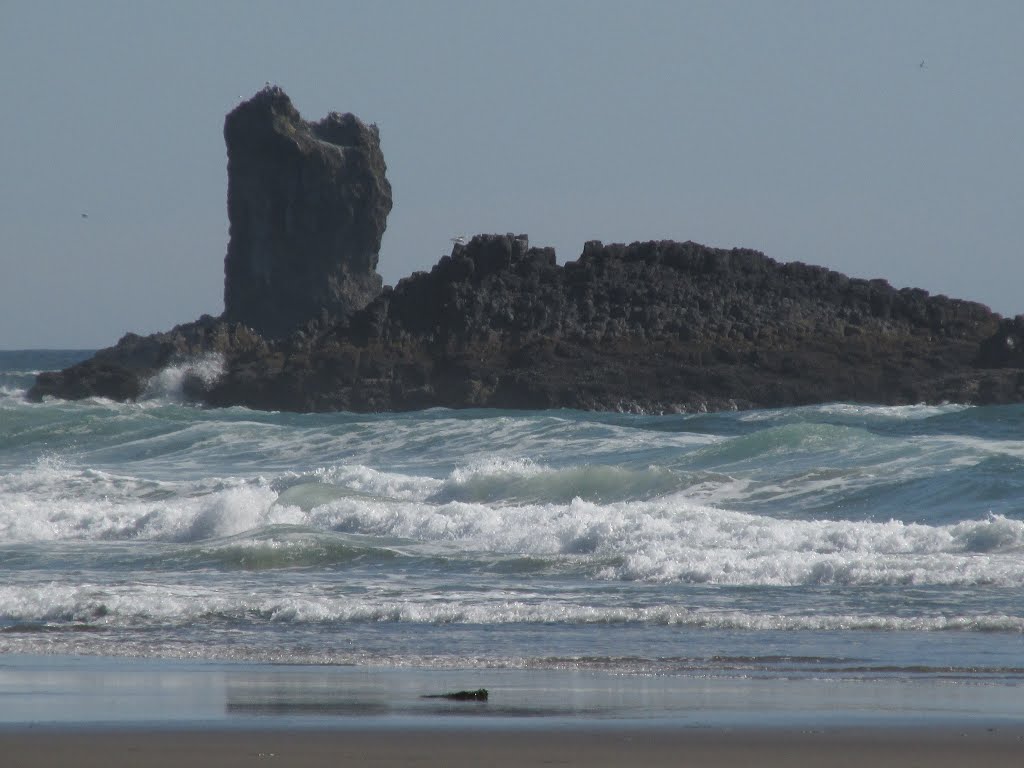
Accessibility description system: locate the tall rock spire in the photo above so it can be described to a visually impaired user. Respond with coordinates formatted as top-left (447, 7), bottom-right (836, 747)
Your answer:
top-left (222, 86), bottom-right (391, 338)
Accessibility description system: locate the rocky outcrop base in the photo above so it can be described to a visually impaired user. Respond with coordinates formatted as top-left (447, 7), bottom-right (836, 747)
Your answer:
top-left (30, 236), bottom-right (1024, 413)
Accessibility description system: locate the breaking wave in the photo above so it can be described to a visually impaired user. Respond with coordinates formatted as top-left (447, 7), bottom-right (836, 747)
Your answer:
top-left (143, 353), bottom-right (225, 402)
top-left (4, 453), bottom-right (1024, 587)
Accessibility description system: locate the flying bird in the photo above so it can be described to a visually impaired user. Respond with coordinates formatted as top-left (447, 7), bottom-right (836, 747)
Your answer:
top-left (81, 213), bottom-right (88, 219)
top-left (919, 60), bottom-right (926, 68)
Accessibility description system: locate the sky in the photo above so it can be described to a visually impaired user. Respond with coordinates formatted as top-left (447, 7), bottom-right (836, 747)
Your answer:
top-left (1, 1), bottom-right (1022, 348)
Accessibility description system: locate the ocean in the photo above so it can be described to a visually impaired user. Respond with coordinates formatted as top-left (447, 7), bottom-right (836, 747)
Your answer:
top-left (1, 349), bottom-right (1023, 726)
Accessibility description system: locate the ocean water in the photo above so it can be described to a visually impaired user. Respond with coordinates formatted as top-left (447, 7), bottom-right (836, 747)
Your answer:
top-left (2, 349), bottom-right (1023, 723)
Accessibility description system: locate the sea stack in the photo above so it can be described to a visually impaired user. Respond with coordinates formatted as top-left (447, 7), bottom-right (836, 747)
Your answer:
top-left (26, 88), bottom-right (1024, 412)
top-left (222, 86), bottom-right (392, 338)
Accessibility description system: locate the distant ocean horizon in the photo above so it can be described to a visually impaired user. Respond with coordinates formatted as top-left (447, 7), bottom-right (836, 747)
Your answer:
top-left (2, 348), bottom-right (1023, 725)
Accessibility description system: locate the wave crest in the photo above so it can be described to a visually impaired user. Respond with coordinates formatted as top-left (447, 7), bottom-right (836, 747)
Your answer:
top-left (143, 354), bottom-right (225, 402)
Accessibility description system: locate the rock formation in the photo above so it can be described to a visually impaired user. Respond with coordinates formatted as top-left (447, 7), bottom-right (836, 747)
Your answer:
top-left (190, 235), bottom-right (1023, 413)
top-left (29, 316), bottom-right (267, 403)
top-left (222, 86), bottom-right (390, 338)
top-left (27, 89), bottom-right (1024, 414)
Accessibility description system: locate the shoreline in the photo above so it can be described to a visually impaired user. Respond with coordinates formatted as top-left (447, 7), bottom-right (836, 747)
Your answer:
top-left (3, 724), bottom-right (1023, 768)
top-left (1, 653), bottom-right (1021, 730)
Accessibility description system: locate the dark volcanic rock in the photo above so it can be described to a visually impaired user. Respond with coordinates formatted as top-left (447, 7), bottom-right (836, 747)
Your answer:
top-left (29, 234), bottom-right (1024, 412)
top-left (192, 235), bottom-right (1022, 413)
top-left (977, 315), bottom-right (1024, 368)
top-left (25, 88), bottom-right (1024, 413)
top-left (29, 315), bottom-right (268, 404)
top-left (222, 86), bottom-right (391, 338)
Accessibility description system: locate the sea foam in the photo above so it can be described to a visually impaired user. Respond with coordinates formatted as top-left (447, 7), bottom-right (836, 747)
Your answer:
top-left (142, 354), bottom-right (225, 402)
top-left (5, 450), bottom-right (1023, 587)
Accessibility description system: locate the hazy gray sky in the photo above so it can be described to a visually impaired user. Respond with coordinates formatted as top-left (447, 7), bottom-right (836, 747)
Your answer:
top-left (2, 1), bottom-right (1021, 348)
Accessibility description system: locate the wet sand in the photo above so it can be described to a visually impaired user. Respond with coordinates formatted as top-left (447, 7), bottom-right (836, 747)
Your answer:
top-left (3, 725), bottom-right (1023, 768)
top-left (3, 656), bottom-right (1023, 765)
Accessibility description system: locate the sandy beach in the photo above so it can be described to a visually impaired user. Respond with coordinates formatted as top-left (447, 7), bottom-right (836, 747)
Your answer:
top-left (2, 654), bottom-right (1023, 767)
top-left (3, 725), bottom-right (1024, 767)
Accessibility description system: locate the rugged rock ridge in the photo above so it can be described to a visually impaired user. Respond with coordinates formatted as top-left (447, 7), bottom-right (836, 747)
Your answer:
top-left (26, 88), bottom-right (1024, 413)
top-left (29, 316), bottom-right (268, 403)
top-left (31, 234), bottom-right (1024, 413)
top-left (222, 86), bottom-right (390, 338)
top-left (194, 235), bottom-right (1023, 412)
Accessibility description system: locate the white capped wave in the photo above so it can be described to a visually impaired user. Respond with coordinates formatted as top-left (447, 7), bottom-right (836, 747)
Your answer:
top-left (5, 452), bottom-right (1024, 586)
top-left (448, 456), bottom-right (546, 485)
top-left (1, 580), bottom-right (1021, 633)
top-left (0, 385), bottom-right (26, 401)
top-left (142, 354), bottom-right (225, 402)
top-left (739, 403), bottom-right (970, 422)
top-left (312, 464), bottom-right (443, 500)
top-left (0, 460), bottom-right (298, 542)
top-left (304, 492), bottom-right (1024, 586)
